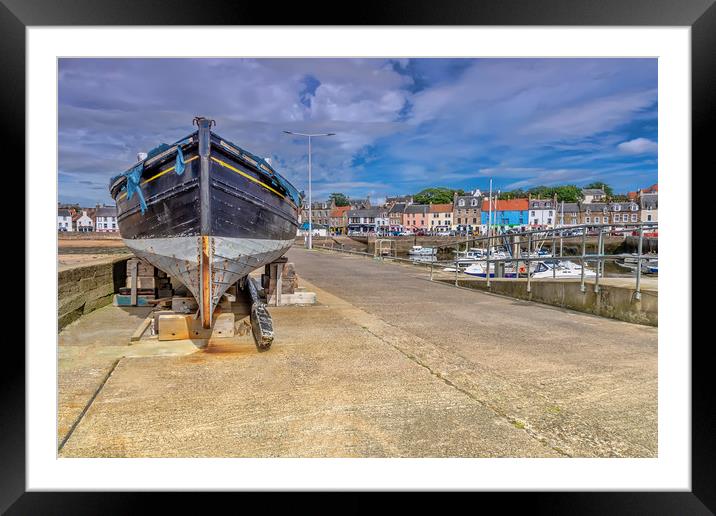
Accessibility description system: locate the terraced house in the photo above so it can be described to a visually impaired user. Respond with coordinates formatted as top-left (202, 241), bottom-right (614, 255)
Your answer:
top-left (428, 204), bottom-right (453, 232)
top-left (528, 197), bottom-right (558, 228)
top-left (609, 201), bottom-right (641, 225)
top-left (640, 193), bottom-right (658, 222)
top-left (481, 198), bottom-right (529, 230)
top-left (402, 204), bottom-right (429, 231)
top-left (347, 207), bottom-right (379, 234)
top-left (453, 192), bottom-right (481, 232)
top-left (329, 206), bottom-right (351, 235)
top-left (94, 205), bottom-right (118, 232)
top-left (57, 208), bottom-right (73, 232)
top-left (560, 202), bottom-right (581, 226)
top-left (388, 203), bottom-right (407, 232)
top-left (580, 201), bottom-right (640, 225)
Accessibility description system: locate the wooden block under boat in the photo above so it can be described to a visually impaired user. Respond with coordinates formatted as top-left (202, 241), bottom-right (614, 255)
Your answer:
top-left (157, 312), bottom-right (235, 341)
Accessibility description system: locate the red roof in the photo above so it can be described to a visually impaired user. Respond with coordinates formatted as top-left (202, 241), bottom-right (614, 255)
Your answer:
top-left (643, 183), bottom-right (658, 193)
top-left (429, 203), bottom-right (453, 213)
top-left (330, 206), bottom-right (351, 217)
top-left (627, 191), bottom-right (638, 200)
top-left (481, 198), bottom-right (529, 211)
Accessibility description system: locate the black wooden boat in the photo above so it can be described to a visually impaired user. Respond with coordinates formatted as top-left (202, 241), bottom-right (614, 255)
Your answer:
top-left (109, 117), bottom-right (300, 328)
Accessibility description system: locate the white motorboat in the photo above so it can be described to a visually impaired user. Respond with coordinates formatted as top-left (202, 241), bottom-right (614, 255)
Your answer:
top-left (616, 254), bottom-right (658, 274)
top-left (531, 260), bottom-right (596, 279)
top-left (462, 262), bottom-right (519, 278)
top-left (408, 245), bottom-right (438, 256)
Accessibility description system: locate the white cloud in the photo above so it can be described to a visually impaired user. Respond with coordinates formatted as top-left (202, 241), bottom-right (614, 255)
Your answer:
top-left (617, 137), bottom-right (657, 154)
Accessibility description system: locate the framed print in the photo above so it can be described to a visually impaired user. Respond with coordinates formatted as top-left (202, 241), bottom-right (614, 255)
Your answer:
top-left (4, 0), bottom-right (712, 512)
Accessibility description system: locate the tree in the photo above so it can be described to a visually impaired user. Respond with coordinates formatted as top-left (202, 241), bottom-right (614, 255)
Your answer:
top-left (329, 192), bottom-right (350, 207)
top-left (527, 185), bottom-right (554, 199)
top-left (413, 187), bottom-right (464, 204)
top-left (553, 185), bottom-right (583, 203)
top-left (584, 182), bottom-right (614, 199)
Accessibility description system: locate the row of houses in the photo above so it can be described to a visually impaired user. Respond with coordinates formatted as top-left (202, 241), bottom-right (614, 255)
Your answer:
top-left (301, 186), bottom-right (658, 235)
top-left (57, 204), bottom-right (118, 232)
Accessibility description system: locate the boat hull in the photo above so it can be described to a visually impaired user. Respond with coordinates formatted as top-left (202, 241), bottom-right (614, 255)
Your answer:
top-left (124, 236), bottom-right (294, 308)
top-left (112, 122), bottom-right (299, 325)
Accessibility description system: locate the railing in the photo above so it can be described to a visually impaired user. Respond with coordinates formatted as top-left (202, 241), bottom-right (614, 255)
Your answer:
top-left (311, 222), bottom-right (657, 300)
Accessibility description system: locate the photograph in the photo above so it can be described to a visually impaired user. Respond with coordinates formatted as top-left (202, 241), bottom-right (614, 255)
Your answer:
top-left (56, 57), bottom-right (660, 459)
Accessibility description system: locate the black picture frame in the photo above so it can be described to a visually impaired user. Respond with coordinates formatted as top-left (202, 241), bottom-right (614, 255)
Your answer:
top-left (4, 0), bottom-right (709, 512)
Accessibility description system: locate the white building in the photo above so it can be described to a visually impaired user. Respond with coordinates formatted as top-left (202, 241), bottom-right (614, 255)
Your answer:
top-left (75, 210), bottom-right (94, 232)
top-left (94, 205), bottom-right (119, 232)
top-left (581, 188), bottom-right (606, 203)
top-left (375, 208), bottom-right (390, 234)
top-left (57, 209), bottom-right (73, 232)
top-left (528, 198), bottom-right (557, 228)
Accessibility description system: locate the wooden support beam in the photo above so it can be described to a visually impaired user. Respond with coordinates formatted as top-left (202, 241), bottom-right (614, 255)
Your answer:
top-left (200, 235), bottom-right (212, 328)
top-left (129, 259), bottom-right (138, 306)
top-left (130, 315), bottom-right (153, 342)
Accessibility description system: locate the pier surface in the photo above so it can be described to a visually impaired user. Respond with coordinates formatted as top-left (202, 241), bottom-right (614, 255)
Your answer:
top-left (58, 247), bottom-right (657, 458)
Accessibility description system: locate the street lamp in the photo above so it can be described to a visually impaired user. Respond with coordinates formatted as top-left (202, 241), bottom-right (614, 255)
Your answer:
top-left (283, 130), bottom-right (335, 250)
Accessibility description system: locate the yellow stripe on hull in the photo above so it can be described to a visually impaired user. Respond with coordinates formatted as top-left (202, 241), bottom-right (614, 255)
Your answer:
top-left (210, 156), bottom-right (284, 198)
top-left (117, 154), bottom-right (288, 203)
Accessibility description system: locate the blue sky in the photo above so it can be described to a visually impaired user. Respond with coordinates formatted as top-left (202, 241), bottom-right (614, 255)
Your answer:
top-left (58, 58), bottom-right (657, 206)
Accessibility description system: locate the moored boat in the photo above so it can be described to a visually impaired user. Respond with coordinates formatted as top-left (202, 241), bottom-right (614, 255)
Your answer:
top-left (109, 117), bottom-right (300, 328)
top-left (408, 245), bottom-right (438, 256)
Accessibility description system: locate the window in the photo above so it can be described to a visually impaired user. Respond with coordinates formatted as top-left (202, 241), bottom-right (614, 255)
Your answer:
top-left (472, 218), bottom-right (477, 224)
top-left (594, 217), bottom-right (600, 223)
top-left (613, 214), bottom-right (620, 222)
top-left (547, 218), bottom-right (552, 224)
top-left (471, 199), bottom-right (477, 206)
top-left (533, 219), bottom-right (538, 225)
top-left (631, 214), bottom-right (637, 222)
top-left (457, 218), bottom-right (461, 224)
top-left (459, 200), bottom-right (465, 207)
top-left (647, 214), bottom-right (652, 221)
top-left (531, 211), bottom-right (535, 216)
top-left (614, 205), bottom-right (621, 211)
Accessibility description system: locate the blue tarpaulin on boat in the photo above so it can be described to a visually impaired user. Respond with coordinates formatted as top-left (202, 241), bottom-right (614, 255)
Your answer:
top-left (175, 146), bottom-right (185, 175)
top-left (125, 164), bottom-right (147, 214)
top-left (146, 143), bottom-right (171, 160)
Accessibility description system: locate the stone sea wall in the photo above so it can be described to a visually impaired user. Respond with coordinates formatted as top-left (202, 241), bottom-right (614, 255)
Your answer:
top-left (58, 258), bottom-right (129, 330)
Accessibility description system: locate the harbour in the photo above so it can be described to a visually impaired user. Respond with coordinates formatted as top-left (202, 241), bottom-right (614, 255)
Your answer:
top-left (58, 242), bottom-right (657, 457)
top-left (50, 57), bottom-right (664, 468)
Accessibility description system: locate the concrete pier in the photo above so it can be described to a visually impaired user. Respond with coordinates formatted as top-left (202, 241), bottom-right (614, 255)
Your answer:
top-left (57, 247), bottom-right (656, 458)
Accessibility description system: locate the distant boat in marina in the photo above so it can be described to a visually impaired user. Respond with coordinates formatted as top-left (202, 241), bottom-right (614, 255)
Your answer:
top-left (408, 245), bottom-right (438, 256)
top-left (531, 260), bottom-right (596, 279)
top-left (462, 262), bottom-right (518, 278)
top-left (616, 254), bottom-right (658, 274)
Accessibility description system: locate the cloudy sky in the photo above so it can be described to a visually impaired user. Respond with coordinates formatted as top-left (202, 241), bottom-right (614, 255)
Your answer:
top-left (58, 58), bottom-right (657, 206)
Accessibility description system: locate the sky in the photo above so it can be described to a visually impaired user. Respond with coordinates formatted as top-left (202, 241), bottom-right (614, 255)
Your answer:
top-left (58, 58), bottom-right (657, 206)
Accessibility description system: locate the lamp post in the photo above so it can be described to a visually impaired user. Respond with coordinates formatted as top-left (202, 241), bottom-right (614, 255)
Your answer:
top-left (283, 131), bottom-right (335, 250)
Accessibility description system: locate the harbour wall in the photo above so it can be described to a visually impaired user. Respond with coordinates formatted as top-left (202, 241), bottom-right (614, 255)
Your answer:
top-left (58, 257), bottom-right (129, 330)
top-left (438, 277), bottom-right (657, 326)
